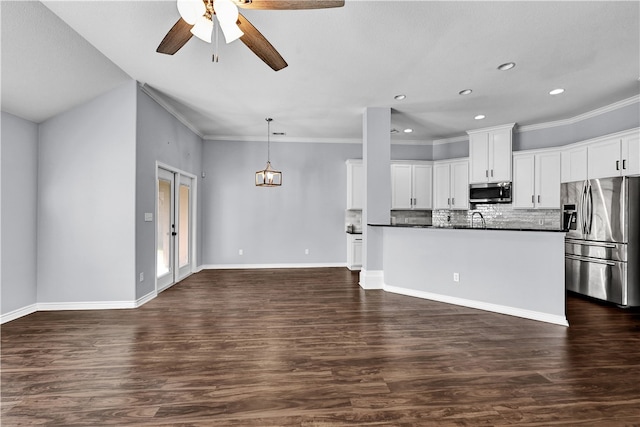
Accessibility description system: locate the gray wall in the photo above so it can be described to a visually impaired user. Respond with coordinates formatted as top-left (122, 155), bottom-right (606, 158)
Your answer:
top-left (1, 112), bottom-right (39, 315)
top-left (135, 86), bottom-right (204, 299)
top-left (201, 140), bottom-right (361, 265)
top-left (37, 81), bottom-right (137, 303)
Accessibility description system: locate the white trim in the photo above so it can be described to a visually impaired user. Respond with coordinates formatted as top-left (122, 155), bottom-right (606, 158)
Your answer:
top-left (358, 269), bottom-right (384, 290)
top-left (204, 135), bottom-right (363, 144)
top-left (135, 291), bottom-right (157, 307)
top-left (139, 84), bottom-right (204, 139)
top-left (432, 135), bottom-right (468, 146)
top-left (201, 262), bottom-right (346, 270)
top-left (384, 284), bottom-right (569, 326)
top-left (37, 301), bottom-right (137, 311)
top-left (518, 95), bottom-right (640, 133)
top-left (467, 122), bottom-right (516, 135)
top-left (1, 304), bottom-right (38, 324)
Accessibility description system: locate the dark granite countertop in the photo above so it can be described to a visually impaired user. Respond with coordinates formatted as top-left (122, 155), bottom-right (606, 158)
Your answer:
top-left (367, 223), bottom-right (566, 232)
top-left (346, 231), bottom-right (363, 235)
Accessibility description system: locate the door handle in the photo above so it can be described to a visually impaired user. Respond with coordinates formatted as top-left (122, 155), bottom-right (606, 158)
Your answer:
top-left (172, 232), bottom-right (177, 236)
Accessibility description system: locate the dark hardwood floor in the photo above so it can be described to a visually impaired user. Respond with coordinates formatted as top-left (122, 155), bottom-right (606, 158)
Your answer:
top-left (2, 268), bottom-right (640, 426)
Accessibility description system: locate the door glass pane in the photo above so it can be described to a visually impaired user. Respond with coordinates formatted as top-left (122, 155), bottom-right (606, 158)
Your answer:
top-left (178, 184), bottom-right (190, 268)
top-left (157, 179), bottom-right (172, 277)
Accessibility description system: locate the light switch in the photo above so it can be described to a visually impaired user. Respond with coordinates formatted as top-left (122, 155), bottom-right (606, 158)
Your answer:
top-left (144, 213), bottom-right (153, 222)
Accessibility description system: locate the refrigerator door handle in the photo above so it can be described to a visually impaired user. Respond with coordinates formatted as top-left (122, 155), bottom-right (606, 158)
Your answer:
top-left (580, 182), bottom-right (587, 235)
top-left (565, 254), bottom-right (616, 266)
top-left (586, 183), bottom-right (593, 234)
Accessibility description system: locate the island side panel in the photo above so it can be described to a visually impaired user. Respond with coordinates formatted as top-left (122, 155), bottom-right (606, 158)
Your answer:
top-left (382, 227), bottom-right (567, 325)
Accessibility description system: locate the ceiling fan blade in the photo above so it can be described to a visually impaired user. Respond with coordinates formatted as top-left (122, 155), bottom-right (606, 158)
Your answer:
top-left (157, 18), bottom-right (194, 55)
top-left (235, 0), bottom-right (344, 10)
top-left (237, 13), bottom-right (288, 71)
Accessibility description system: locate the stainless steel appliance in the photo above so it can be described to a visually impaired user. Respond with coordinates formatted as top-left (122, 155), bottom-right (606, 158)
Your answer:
top-left (469, 182), bottom-right (512, 204)
top-left (561, 177), bottom-right (640, 306)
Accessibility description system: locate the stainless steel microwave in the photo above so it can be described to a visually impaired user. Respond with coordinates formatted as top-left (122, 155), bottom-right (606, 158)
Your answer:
top-left (469, 182), bottom-right (512, 204)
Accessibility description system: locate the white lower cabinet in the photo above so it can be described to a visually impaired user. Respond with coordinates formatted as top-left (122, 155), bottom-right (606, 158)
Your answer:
top-left (346, 234), bottom-right (362, 270)
top-left (513, 150), bottom-right (561, 209)
top-left (433, 159), bottom-right (469, 210)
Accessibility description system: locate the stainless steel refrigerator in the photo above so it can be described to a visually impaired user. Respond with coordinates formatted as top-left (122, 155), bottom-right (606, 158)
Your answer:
top-left (561, 176), bottom-right (640, 306)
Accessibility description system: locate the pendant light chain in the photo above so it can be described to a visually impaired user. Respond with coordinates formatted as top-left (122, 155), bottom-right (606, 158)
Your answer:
top-left (266, 117), bottom-right (272, 163)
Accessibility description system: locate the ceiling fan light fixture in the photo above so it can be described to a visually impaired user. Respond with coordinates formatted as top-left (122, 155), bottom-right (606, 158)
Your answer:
top-left (214, 0), bottom-right (244, 43)
top-left (177, 0), bottom-right (206, 25)
top-left (191, 15), bottom-right (213, 42)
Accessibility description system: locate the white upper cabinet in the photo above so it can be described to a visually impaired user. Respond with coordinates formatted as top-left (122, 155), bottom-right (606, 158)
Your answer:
top-left (346, 159), bottom-right (363, 210)
top-left (587, 131), bottom-right (640, 179)
top-left (513, 150), bottom-right (561, 209)
top-left (433, 159), bottom-right (469, 210)
top-left (468, 123), bottom-right (515, 184)
top-left (391, 162), bottom-right (433, 210)
top-left (561, 145), bottom-right (588, 183)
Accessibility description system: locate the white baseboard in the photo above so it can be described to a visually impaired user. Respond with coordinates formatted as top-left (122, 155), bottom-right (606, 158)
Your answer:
top-left (200, 262), bottom-right (347, 270)
top-left (37, 300), bottom-right (137, 311)
top-left (1, 304), bottom-right (38, 324)
top-left (135, 291), bottom-right (157, 307)
top-left (359, 269), bottom-right (384, 290)
top-left (384, 284), bottom-right (569, 326)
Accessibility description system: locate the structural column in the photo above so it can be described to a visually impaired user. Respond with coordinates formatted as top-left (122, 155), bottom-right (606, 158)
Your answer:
top-left (360, 107), bottom-right (391, 289)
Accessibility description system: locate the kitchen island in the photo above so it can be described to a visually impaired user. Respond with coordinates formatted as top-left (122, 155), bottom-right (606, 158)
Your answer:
top-left (370, 224), bottom-right (567, 326)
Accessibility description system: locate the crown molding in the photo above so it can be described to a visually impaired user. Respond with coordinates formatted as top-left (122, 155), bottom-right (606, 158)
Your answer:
top-left (432, 134), bottom-right (469, 146)
top-left (517, 94), bottom-right (640, 133)
top-left (139, 83), bottom-right (204, 139)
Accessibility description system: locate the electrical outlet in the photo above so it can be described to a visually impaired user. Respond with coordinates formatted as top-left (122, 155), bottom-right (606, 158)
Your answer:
top-left (238, 249), bottom-right (243, 255)
top-left (453, 272), bottom-right (460, 282)
top-left (538, 219), bottom-right (544, 225)
top-left (305, 249), bottom-right (310, 255)
top-left (139, 272), bottom-right (144, 282)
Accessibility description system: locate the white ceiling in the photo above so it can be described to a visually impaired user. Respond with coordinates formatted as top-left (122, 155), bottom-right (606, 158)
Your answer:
top-left (2, 1), bottom-right (639, 143)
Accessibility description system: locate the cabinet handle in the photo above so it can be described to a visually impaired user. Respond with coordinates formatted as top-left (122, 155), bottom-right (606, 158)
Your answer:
top-left (485, 170), bottom-right (488, 178)
top-left (623, 159), bottom-right (627, 170)
top-left (538, 195), bottom-right (541, 203)
top-left (491, 169), bottom-right (494, 177)
top-left (616, 160), bottom-right (620, 170)
top-left (447, 197), bottom-right (450, 206)
top-left (532, 195), bottom-right (535, 204)
top-left (452, 197), bottom-right (455, 206)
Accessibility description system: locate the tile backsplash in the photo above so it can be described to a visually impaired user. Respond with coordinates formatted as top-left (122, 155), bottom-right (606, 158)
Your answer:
top-left (432, 204), bottom-right (561, 230)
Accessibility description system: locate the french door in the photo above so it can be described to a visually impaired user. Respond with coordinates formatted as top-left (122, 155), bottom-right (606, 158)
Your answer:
top-left (157, 166), bottom-right (195, 291)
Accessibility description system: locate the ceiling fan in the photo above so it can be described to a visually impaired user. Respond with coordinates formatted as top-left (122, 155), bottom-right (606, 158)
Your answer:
top-left (157, 0), bottom-right (345, 71)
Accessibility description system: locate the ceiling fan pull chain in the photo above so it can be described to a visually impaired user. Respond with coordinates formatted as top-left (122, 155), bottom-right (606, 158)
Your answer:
top-left (212, 16), bottom-right (219, 62)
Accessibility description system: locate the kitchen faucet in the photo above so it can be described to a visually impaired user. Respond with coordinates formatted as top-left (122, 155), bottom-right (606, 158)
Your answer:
top-left (471, 211), bottom-right (486, 229)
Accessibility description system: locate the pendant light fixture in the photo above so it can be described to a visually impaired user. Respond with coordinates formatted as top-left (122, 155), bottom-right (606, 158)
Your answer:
top-left (255, 118), bottom-right (282, 187)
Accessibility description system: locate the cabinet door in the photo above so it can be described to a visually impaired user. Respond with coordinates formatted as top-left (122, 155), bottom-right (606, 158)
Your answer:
top-left (433, 163), bottom-right (451, 209)
top-left (347, 161), bottom-right (363, 209)
top-left (513, 154), bottom-right (535, 208)
top-left (412, 164), bottom-right (433, 209)
top-left (490, 129), bottom-right (512, 182)
top-left (469, 132), bottom-right (489, 183)
top-left (588, 138), bottom-right (622, 179)
top-left (561, 146), bottom-right (588, 183)
top-left (622, 133), bottom-right (640, 176)
top-left (536, 151), bottom-right (561, 209)
top-left (391, 164), bottom-right (413, 209)
top-left (450, 161), bottom-right (469, 210)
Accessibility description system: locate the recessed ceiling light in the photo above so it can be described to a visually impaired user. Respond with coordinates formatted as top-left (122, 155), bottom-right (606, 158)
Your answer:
top-left (459, 89), bottom-right (472, 95)
top-left (475, 115), bottom-right (486, 120)
top-left (549, 88), bottom-right (565, 95)
top-left (497, 62), bottom-right (516, 71)
top-left (394, 94), bottom-right (406, 101)
top-left (403, 128), bottom-right (413, 133)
